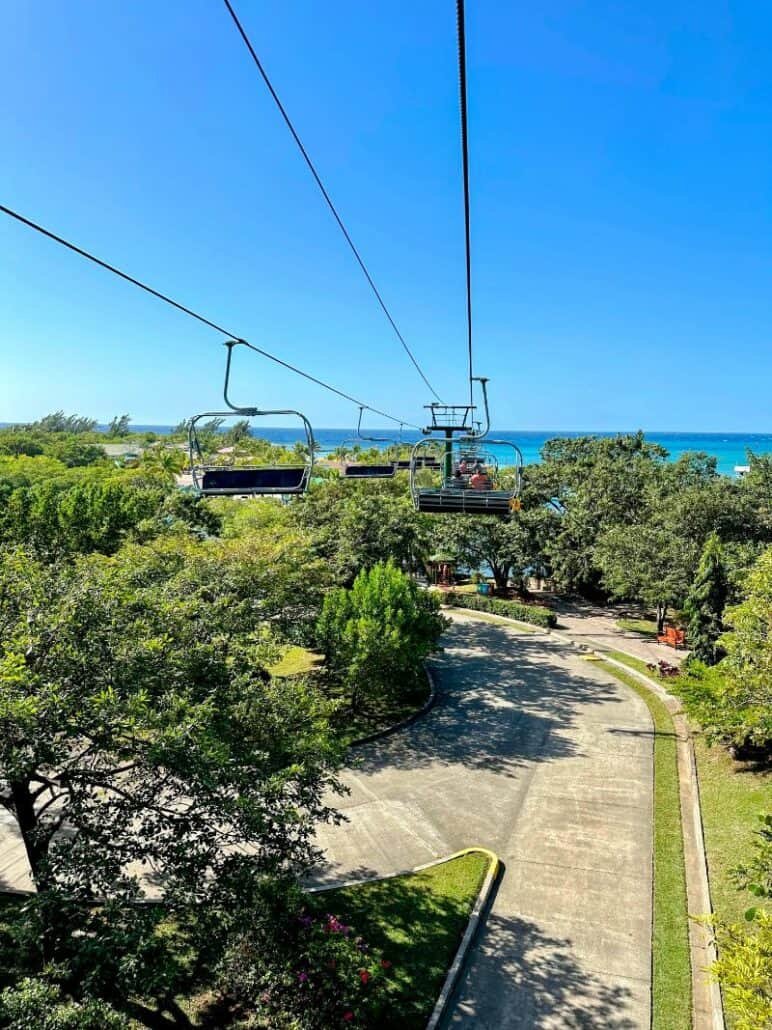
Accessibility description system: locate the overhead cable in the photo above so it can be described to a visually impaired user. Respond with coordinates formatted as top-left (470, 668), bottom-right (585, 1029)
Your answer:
top-left (0, 202), bottom-right (422, 429)
top-left (222, 0), bottom-right (443, 403)
top-left (456, 0), bottom-right (474, 407)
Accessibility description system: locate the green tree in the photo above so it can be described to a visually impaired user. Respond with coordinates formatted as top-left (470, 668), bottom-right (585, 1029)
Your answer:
top-left (31, 412), bottom-right (97, 434)
top-left (297, 479), bottom-right (428, 585)
top-left (0, 545), bottom-right (343, 1017)
top-left (709, 814), bottom-right (772, 1030)
top-left (317, 561), bottom-right (446, 713)
top-left (594, 521), bottom-right (688, 632)
top-left (107, 415), bottom-right (131, 437)
top-left (717, 548), bottom-right (772, 749)
top-left (683, 533), bottom-right (729, 664)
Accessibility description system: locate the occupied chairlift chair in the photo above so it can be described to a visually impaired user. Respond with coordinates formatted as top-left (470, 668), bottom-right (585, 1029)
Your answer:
top-left (343, 407), bottom-right (397, 479)
top-left (188, 340), bottom-right (315, 497)
top-left (409, 377), bottom-right (523, 516)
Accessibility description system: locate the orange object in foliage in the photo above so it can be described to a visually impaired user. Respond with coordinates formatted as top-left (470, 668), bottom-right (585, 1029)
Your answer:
top-left (657, 626), bottom-right (686, 650)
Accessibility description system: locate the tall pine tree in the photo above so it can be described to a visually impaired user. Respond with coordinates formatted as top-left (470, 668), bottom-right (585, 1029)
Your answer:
top-left (684, 532), bottom-right (728, 665)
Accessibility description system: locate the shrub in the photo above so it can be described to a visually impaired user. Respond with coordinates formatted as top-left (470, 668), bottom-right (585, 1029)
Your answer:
top-left (317, 562), bottom-right (446, 713)
top-left (215, 891), bottom-right (392, 1029)
top-left (0, 978), bottom-right (128, 1029)
top-left (442, 590), bottom-right (557, 628)
top-left (645, 660), bottom-right (680, 679)
top-left (709, 813), bottom-right (772, 1030)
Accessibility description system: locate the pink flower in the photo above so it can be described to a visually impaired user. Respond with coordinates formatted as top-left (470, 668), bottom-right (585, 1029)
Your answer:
top-left (298, 972), bottom-right (309, 983)
top-left (380, 958), bottom-right (392, 969)
top-left (343, 1012), bottom-right (354, 1022)
top-left (358, 969), bottom-right (370, 984)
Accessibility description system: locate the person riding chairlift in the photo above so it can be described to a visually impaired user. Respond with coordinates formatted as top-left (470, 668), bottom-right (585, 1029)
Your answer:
top-left (470, 462), bottom-right (492, 491)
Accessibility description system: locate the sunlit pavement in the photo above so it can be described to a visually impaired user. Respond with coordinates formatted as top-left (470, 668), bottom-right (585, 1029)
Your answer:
top-left (313, 612), bottom-right (653, 1029)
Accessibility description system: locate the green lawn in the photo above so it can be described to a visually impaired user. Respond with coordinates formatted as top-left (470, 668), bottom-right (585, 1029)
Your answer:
top-left (600, 648), bottom-right (651, 674)
top-left (315, 851), bottom-right (490, 1029)
top-left (268, 646), bottom-right (324, 678)
top-left (595, 661), bottom-right (692, 1030)
top-left (693, 738), bottom-right (771, 927)
top-left (616, 618), bottom-right (660, 638)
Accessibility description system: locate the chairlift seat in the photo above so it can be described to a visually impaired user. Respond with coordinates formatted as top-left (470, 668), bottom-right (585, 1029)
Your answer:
top-left (415, 488), bottom-right (514, 516)
top-left (200, 466), bottom-right (308, 495)
top-left (343, 463), bottom-right (396, 479)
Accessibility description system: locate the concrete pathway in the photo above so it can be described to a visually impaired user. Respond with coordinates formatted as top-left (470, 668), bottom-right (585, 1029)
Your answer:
top-left (313, 612), bottom-right (654, 1028)
top-left (551, 597), bottom-right (687, 667)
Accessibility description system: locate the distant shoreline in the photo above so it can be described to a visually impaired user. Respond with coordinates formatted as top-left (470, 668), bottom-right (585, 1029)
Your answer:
top-left (3, 424), bottom-right (770, 477)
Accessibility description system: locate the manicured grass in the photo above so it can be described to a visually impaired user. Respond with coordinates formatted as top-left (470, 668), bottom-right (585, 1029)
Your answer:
top-left (602, 648), bottom-right (657, 677)
top-left (268, 646), bottom-right (323, 678)
top-left (693, 738), bottom-right (771, 928)
top-left (315, 851), bottom-right (490, 1029)
top-left (595, 661), bottom-right (692, 1030)
top-left (616, 618), bottom-right (660, 638)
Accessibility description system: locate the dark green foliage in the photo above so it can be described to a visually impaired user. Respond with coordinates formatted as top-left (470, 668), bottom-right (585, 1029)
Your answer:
top-left (0, 479), bottom-right (165, 556)
top-left (673, 547), bottom-right (772, 753)
top-left (317, 562), bottom-right (446, 713)
top-left (0, 544), bottom-right (344, 1018)
top-left (442, 590), bottom-right (557, 628)
top-left (683, 533), bottom-right (728, 665)
top-left (214, 883), bottom-right (392, 1029)
top-left (297, 479), bottom-right (427, 586)
top-left (0, 978), bottom-right (128, 1029)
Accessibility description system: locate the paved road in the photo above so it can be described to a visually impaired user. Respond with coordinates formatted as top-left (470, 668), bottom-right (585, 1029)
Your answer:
top-left (552, 597), bottom-right (687, 667)
top-left (313, 612), bottom-right (654, 1029)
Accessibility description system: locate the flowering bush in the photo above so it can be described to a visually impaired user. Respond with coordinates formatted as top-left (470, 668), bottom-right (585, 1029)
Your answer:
top-left (216, 900), bottom-right (393, 1028)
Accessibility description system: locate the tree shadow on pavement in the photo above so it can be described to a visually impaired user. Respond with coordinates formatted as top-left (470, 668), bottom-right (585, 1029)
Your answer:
top-left (353, 619), bottom-right (633, 779)
top-left (448, 907), bottom-right (640, 1029)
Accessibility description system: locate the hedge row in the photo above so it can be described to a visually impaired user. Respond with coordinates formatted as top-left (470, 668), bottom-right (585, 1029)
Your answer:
top-left (442, 591), bottom-right (557, 629)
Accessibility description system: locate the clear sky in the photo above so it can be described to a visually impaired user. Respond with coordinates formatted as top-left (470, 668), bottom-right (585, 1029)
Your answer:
top-left (2, 1), bottom-right (771, 431)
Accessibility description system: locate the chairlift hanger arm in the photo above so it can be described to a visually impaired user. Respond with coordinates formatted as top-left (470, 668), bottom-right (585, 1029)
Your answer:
top-left (356, 405), bottom-right (391, 444)
top-left (471, 376), bottom-right (491, 438)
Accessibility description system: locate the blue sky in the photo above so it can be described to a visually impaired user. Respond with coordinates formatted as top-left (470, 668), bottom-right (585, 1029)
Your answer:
top-left (2, 0), bottom-right (771, 431)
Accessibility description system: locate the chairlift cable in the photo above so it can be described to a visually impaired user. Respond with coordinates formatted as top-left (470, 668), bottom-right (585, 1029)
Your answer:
top-left (0, 202), bottom-right (422, 430)
top-left (222, 0), bottom-right (444, 404)
top-left (456, 0), bottom-right (474, 408)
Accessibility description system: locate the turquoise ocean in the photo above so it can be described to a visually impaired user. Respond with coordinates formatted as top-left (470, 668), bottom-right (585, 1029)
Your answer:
top-left (129, 427), bottom-right (772, 478)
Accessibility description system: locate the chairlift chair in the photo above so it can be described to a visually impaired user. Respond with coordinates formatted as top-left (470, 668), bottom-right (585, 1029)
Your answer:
top-left (186, 340), bottom-right (315, 497)
top-left (342, 407), bottom-right (398, 479)
top-left (409, 437), bottom-right (523, 516)
top-left (409, 377), bottom-right (523, 516)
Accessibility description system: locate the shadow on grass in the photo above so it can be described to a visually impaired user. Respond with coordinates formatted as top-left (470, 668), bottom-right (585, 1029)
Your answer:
top-left (308, 856), bottom-right (488, 1030)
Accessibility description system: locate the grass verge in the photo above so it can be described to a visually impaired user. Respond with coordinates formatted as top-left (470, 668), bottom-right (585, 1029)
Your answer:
top-left (692, 738), bottom-right (771, 928)
top-left (594, 660), bottom-right (692, 1030)
top-left (314, 851), bottom-right (490, 1029)
top-left (268, 646), bottom-right (323, 678)
top-left (616, 618), bottom-right (659, 638)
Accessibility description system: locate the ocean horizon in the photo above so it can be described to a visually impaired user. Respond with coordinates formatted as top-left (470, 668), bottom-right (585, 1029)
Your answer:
top-left (4, 424), bottom-right (770, 477)
top-left (125, 426), bottom-right (769, 477)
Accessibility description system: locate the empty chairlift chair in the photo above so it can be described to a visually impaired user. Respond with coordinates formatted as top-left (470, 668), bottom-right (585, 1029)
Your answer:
top-left (188, 411), bottom-right (314, 496)
top-left (342, 406), bottom-right (398, 479)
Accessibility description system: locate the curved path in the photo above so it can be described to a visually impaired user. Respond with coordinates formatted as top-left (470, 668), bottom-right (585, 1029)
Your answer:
top-left (313, 612), bottom-right (654, 1029)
